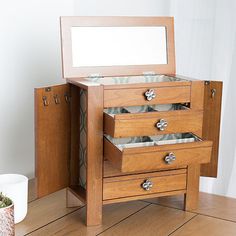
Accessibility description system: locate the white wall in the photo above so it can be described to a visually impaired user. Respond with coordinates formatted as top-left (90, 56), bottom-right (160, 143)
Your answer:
top-left (75, 0), bottom-right (170, 16)
top-left (199, 0), bottom-right (236, 197)
top-left (168, 0), bottom-right (236, 198)
top-left (0, 0), bottom-right (74, 178)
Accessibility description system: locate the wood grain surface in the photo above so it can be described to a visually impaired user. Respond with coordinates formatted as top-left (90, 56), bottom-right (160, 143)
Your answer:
top-left (104, 86), bottom-right (191, 107)
top-left (35, 84), bottom-right (70, 198)
top-left (201, 81), bottom-right (223, 177)
top-left (104, 109), bottom-right (203, 138)
top-left (103, 172), bottom-right (186, 200)
top-left (104, 138), bottom-right (212, 172)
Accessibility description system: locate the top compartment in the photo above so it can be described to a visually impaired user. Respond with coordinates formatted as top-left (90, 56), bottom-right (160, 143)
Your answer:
top-left (86, 74), bottom-right (188, 86)
top-left (60, 17), bottom-right (176, 79)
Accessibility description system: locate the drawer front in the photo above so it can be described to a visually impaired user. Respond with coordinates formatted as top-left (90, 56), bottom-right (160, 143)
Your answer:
top-left (103, 170), bottom-right (187, 200)
top-left (104, 110), bottom-right (203, 138)
top-left (121, 146), bottom-right (212, 172)
top-left (104, 136), bottom-right (212, 173)
top-left (104, 86), bottom-right (191, 108)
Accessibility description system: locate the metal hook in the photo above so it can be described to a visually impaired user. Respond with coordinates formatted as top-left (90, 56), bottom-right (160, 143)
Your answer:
top-left (64, 93), bottom-right (70, 103)
top-left (211, 89), bottom-right (216, 99)
top-left (54, 94), bottom-right (60, 104)
top-left (42, 96), bottom-right (49, 106)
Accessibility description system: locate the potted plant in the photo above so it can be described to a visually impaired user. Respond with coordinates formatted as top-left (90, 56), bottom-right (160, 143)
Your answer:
top-left (0, 192), bottom-right (14, 236)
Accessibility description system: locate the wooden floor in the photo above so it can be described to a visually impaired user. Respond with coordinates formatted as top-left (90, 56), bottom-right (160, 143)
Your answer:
top-left (16, 180), bottom-right (236, 236)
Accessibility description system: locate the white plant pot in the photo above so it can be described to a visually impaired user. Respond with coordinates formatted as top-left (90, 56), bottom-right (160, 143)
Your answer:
top-left (0, 174), bottom-right (28, 223)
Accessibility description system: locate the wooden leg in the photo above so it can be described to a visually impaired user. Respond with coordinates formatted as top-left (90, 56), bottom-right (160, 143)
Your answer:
top-left (66, 188), bottom-right (83, 208)
top-left (86, 86), bottom-right (103, 226)
top-left (184, 164), bottom-right (200, 211)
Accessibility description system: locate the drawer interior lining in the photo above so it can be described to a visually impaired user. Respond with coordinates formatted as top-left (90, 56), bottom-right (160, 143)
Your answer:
top-left (104, 104), bottom-right (188, 117)
top-left (86, 74), bottom-right (187, 85)
top-left (105, 133), bottom-right (201, 151)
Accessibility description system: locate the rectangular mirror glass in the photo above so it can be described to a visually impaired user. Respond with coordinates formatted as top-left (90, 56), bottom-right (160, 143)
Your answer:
top-left (71, 26), bottom-right (167, 67)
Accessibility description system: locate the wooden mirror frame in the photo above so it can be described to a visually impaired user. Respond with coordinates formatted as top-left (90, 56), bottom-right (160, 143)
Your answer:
top-left (60, 16), bottom-right (176, 79)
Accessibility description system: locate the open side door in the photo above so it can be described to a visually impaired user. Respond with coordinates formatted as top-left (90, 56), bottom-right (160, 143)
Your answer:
top-left (35, 84), bottom-right (71, 198)
top-left (201, 81), bottom-right (223, 177)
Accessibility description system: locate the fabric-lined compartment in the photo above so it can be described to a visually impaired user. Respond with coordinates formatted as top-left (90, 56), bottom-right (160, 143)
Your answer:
top-left (104, 133), bottom-right (201, 151)
top-left (87, 74), bottom-right (188, 86)
top-left (104, 103), bottom-right (189, 117)
top-left (105, 135), bottom-right (155, 151)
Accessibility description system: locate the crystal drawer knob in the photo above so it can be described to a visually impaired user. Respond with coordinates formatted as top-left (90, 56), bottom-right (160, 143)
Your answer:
top-left (141, 179), bottom-right (153, 191)
top-left (144, 89), bottom-right (156, 101)
top-left (164, 152), bottom-right (176, 164)
top-left (156, 119), bottom-right (168, 131)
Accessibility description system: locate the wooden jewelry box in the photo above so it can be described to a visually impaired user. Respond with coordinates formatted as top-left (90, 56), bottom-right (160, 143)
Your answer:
top-left (35, 17), bottom-right (222, 226)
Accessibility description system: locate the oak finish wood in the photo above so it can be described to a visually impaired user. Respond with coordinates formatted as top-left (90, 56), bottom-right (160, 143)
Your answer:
top-left (35, 84), bottom-right (70, 198)
top-left (104, 85), bottom-right (191, 107)
top-left (68, 185), bottom-right (86, 204)
top-left (201, 81), bottom-right (223, 177)
top-left (103, 160), bottom-right (187, 178)
top-left (104, 138), bottom-right (212, 172)
top-left (190, 80), bottom-right (205, 112)
top-left (104, 168), bottom-right (186, 181)
top-left (184, 164), bottom-right (200, 211)
top-left (103, 161), bottom-right (187, 178)
top-left (60, 16), bottom-right (176, 78)
top-left (103, 190), bottom-right (186, 205)
top-left (36, 15), bottom-right (223, 226)
top-left (103, 172), bottom-right (186, 200)
top-left (86, 85), bottom-right (104, 226)
top-left (102, 80), bottom-right (191, 90)
top-left (104, 109), bottom-right (203, 138)
top-left (66, 188), bottom-right (84, 208)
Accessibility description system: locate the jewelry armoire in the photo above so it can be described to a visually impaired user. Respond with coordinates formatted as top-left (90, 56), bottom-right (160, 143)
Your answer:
top-left (35, 16), bottom-right (222, 226)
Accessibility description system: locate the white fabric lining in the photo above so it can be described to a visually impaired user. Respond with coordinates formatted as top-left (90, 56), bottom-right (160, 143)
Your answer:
top-left (105, 133), bottom-right (200, 151)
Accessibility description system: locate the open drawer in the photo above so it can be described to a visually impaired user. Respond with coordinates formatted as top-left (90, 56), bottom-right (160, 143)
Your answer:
top-left (104, 104), bottom-right (203, 138)
top-left (104, 133), bottom-right (213, 172)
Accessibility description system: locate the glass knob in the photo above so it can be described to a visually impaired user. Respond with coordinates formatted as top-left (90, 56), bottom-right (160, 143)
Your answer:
top-left (141, 179), bottom-right (153, 191)
top-left (164, 152), bottom-right (176, 164)
top-left (144, 89), bottom-right (156, 101)
top-left (156, 119), bottom-right (168, 131)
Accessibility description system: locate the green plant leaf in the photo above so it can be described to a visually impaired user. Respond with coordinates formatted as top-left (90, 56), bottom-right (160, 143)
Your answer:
top-left (0, 192), bottom-right (12, 208)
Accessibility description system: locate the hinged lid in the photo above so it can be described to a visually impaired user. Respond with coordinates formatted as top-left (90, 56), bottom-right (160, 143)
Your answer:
top-left (60, 16), bottom-right (176, 79)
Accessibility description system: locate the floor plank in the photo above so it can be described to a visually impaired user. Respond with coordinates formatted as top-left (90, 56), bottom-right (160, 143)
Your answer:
top-left (171, 215), bottom-right (236, 236)
top-left (15, 189), bottom-right (83, 236)
top-left (28, 179), bottom-right (37, 202)
top-left (99, 204), bottom-right (196, 236)
top-left (28, 201), bottom-right (149, 236)
top-left (144, 192), bottom-right (236, 222)
top-left (16, 180), bottom-right (236, 236)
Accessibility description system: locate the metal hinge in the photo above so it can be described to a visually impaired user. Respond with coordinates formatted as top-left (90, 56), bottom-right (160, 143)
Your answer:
top-left (88, 73), bottom-right (104, 79)
top-left (205, 81), bottom-right (217, 99)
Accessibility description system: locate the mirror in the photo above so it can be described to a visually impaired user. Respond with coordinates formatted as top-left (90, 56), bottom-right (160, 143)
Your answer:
top-left (71, 26), bottom-right (168, 67)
